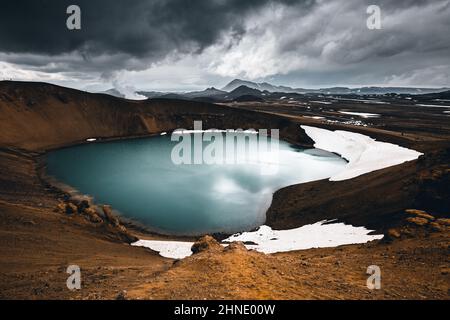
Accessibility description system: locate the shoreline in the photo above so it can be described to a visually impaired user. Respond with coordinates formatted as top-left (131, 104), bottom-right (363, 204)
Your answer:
top-left (133, 220), bottom-right (385, 259)
top-left (36, 131), bottom-right (312, 241)
top-left (38, 123), bottom-right (421, 246)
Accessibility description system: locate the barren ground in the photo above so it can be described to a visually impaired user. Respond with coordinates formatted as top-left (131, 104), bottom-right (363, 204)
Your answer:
top-left (0, 81), bottom-right (448, 299)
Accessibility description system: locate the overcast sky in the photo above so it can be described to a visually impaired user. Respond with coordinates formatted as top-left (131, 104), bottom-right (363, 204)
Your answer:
top-left (1, 0), bottom-right (449, 95)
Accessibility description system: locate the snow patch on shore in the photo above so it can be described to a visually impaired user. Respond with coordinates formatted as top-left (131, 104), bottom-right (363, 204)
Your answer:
top-left (132, 221), bottom-right (383, 259)
top-left (339, 111), bottom-right (380, 118)
top-left (415, 104), bottom-right (450, 108)
top-left (301, 125), bottom-right (423, 181)
top-left (310, 100), bottom-right (332, 105)
top-left (225, 222), bottom-right (383, 254)
top-left (304, 116), bottom-right (325, 120)
top-left (132, 240), bottom-right (194, 259)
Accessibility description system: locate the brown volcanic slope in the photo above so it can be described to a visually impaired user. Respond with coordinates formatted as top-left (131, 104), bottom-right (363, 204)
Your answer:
top-left (0, 81), bottom-right (449, 299)
top-left (126, 235), bottom-right (449, 300)
top-left (0, 81), bottom-right (310, 151)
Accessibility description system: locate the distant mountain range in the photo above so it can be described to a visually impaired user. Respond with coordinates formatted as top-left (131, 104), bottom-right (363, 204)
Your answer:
top-left (184, 87), bottom-right (227, 98)
top-left (221, 79), bottom-right (296, 93)
top-left (101, 79), bottom-right (450, 102)
top-left (220, 79), bottom-right (450, 95)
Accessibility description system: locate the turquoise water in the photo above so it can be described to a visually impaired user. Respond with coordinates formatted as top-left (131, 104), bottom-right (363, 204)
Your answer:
top-left (46, 133), bottom-right (346, 235)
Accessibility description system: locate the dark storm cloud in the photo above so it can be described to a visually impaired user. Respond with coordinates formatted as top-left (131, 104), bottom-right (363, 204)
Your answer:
top-left (0, 0), bottom-right (307, 58)
top-left (0, 0), bottom-right (449, 88)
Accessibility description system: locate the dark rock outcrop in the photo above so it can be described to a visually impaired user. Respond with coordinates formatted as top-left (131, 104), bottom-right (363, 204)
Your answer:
top-left (191, 235), bottom-right (222, 254)
top-left (102, 205), bottom-right (120, 226)
top-left (82, 207), bottom-right (103, 223)
top-left (224, 241), bottom-right (247, 252)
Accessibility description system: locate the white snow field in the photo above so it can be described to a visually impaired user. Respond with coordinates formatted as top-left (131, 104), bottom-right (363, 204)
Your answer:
top-left (338, 111), bottom-right (380, 118)
top-left (132, 240), bottom-right (195, 259)
top-left (132, 221), bottom-right (383, 259)
top-left (301, 125), bottom-right (423, 181)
